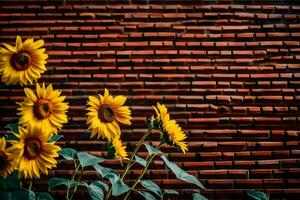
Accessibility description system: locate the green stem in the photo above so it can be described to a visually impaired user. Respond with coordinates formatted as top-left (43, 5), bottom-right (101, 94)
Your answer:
top-left (66, 160), bottom-right (80, 200)
top-left (123, 143), bottom-right (163, 200)
top-left (121, 128), bottom-right (153, 180)
top-left (28, 181), bottom-right (33, 191)
top-left (69, 167), bottom-right (84, 200)
top-left (105, 128), bottom-right (153, 200)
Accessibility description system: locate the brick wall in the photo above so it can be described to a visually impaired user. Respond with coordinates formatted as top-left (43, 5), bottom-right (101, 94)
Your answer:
top-left (0, 0), bottom-right (300, 199)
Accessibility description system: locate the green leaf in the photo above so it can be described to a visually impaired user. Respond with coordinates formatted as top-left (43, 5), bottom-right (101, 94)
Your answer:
top-left (246, 190), bottom-right (270, 200)
top-left (163, 189), bottom-right (179, 195)
top-left (77, 152), bottom-right (104, 168)
top-left (134, 155), bottom-right (147, 167)
top-left (110, 176), bottom-right (130, 196)
top-left (145, 144), bottom-right (161, 155)
top-left (138, 191), bottom-right (157, 200)
top-left (36, 192), bottom-right (54, 200)
top-left (93, 164), bottom-right (129, 196)
top-left (0, 82), bottom-right (5, 89)
top-left (161, 155), bottom-right (205, 190)
top-left (93, 164), bottom-right (117, 178)
top-left (48, 135), bottom-right (63, 142)
top-left (0, 189), bottom-right (35, 200)
top-left (140, 180), bottom-right (162, 197)
top-left (91, 181), bottom-right (109, 191)
top-left (4, 134), bottom-right (19, 141)
top-left (193, 193), bottom-right (208, 200)
top-left (59, 148), bottom-right (77, 160)
top-left (0, 172), bottom-right (20, 190)
top-left (77, 181), bottom-right (89, 188)
top-left (88, 182), bottom-right (104, 200)
top-left (48, 178), bottom-right (75, 189)
top-left (5, 123), bottom-right (19, 134)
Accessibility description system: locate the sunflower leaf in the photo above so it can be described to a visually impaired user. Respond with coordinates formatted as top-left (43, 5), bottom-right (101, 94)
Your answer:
top-left (36, 192), bottom-right (54, 200)
top-left (93, 164), bottom-right (129, 196)
top-left (90, 181), bottom-right (109, 191)
top-left (134, 155), bottom-right (147, 167)
top-left (0, 189), bottom-right (36, 200)
top-left (88, 183), bottom-right (104, 200)
top-left (48, 178), bottom-right (75, 189)
top-left (138, 191), bottom-right (157, 200)
top-left (163, 190), bottom-right (179, 195)
top-left (77, 152), bottom-right (104, 168)
top-left (140, 180), bottom-right (162, 197)
top-left (161, 155), bottom-right (205, 190)
top-left (246, 190), bottom-right (270, 200)
top-left (4, 134), bottom-right (19, 141)
top-left (5, 123), bottom-right (19, 134)
top-left (93, 164), bottom-right (117, 178)
top-left (111, 176), bottom-right (130, 196)
top-left (192, 193), bottom-right (208, 200)
top-left (145, 144), bottom-right (162, 155)
top-left (0, 171), bottom-right (20, 190)
top-left (0, 82), bottom-right (5, 89)
top-left (48, 135), bottom-right (63, 143)
top-left (59, 148), bottom-right (77, 160)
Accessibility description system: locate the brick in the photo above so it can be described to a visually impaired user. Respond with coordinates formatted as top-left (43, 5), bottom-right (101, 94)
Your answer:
top-left (0, 0), bottom-right (299, 199)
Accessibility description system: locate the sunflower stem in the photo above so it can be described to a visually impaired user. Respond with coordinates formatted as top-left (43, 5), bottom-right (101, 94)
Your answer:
top-left (28, 180), bottom-right (33, 191)
top-left (123, 142), bottom-right (163, 200)
top-left (66, 160), bottom-right (80, 200)
top-left (104, 128), bottom-right (153, 200)
top-left (69, 167), bottom-right (84, 200)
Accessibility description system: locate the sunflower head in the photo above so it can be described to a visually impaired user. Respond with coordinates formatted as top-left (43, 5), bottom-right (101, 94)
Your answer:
top-left (17, 82), bottom-right (69, 134)
top-left (108, 136), bottom-right (128, 160)
top-left (13, 126), bottom-right (61, 179)
top-left (0, 35), bottom-right (48, 85)
top-left (152, 103), bottom-right (188, 154)
top-left (0, 137), bottom-right (21, 178)
top-left (162, 118), bottom-right (188, 154)
top-left (86, 88), bottom-right (132, 141)
top-left (152, 103), bottom-right (169, 122)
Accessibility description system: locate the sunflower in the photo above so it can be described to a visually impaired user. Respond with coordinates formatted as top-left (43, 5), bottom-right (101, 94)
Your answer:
top-left (0, 35), bottom-right (48, 85)
top-left (86, 88), bottom-right (132, 140)
top-left (152, 102), bottom-right (169, 122)
top-left (152, 103), bottom-right (188, 153)
top-left (0, 137), bottom-right (21, 178)
top-left (17, 82), bottom-right (69, 134)
top-left (162, 117), bottom-right (188, 153)
top-left (110, 136), bottom-right (128, 160)
top-left (12, 126), bottom-right (61, 179)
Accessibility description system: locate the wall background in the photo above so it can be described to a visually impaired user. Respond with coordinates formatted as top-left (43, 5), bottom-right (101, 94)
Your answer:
top-left (0, 0), bottom-right (300, 199)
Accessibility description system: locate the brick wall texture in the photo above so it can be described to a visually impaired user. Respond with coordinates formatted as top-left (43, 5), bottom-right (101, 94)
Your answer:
top-left (1, 0), bottom-right (300, 199)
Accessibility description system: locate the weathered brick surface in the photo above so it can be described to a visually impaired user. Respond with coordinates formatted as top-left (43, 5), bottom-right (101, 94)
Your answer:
top-left (0, 0), bottom-right (300, 199)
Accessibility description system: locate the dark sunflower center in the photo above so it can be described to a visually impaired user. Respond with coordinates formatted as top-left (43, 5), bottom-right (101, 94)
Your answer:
top-left (24, 138), bottom-right (42, 160)
top-left (34, 99), bottom-right (52, 119)
top-left (99, 105), bottom-right (115, 122)
top-left (0, 151), bottom-right (8, 169)
top-left (10, 52), bottom-right (31, 71)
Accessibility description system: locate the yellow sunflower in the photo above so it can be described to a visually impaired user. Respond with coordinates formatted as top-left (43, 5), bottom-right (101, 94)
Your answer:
top-left (86, 88), bottom-right (132, 140)
top-left (12, 126), bottom-right (61, 179)
top-left (162, 117), bottom-right (188, 153)
top-left (0, 137), bottom-right (21, 178)
top-left (152, 102), bottom-right (168, 121)
top-left (111, 136), bottom-right (128, 160)
top-left (152, 103), bottom-right (188, 153)
top-left (0, 35), bottom-right (48, 85)
top-left (17, 82), bottom-right (69, 134)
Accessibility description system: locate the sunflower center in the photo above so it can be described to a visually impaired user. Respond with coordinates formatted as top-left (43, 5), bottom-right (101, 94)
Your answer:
top-left (10, 51), bottom-right (31, 71)
top-left (34, 99), bottom-right (53, 119)
top-left (99, 105), bottom-right (115, 122)
top-left (24, 138), bottom-right (42, 159)
top-left (0, 151), bottom-right (8, 169)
